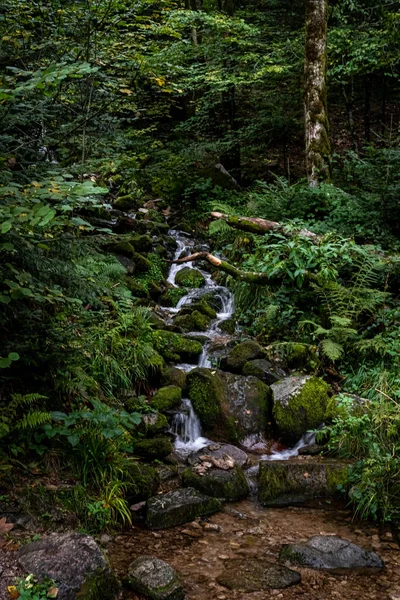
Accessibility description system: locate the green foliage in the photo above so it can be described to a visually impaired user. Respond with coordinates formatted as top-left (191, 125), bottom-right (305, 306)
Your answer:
top-left (15, 574), bottom-right (57, 600)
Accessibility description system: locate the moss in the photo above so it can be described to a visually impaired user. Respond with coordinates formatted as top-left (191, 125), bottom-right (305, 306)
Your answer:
top-left (173, 310), bottom-right (211, 332)
top-left (175, 267), bottom-right (206, 288)
top-left (286, 343), bottom-right (310, 369)
top-left (273, 376), bottom-right (330, 442)
top-left (124, 278), bottom-right (149, 299)
top-left (125, 463), bottom-right (160, 503)
top-left (222, 340), bottom-right (265, 373)
top-left (134, 436), bottom-right (173, 461)
top-left (145, 209), bottom-right (165, 223)
top-left (218, 318), bottom-right (236, 334)
top-left (160, 367), bottom-right (187, 390)
top-left (182, 466), bottom-right (249, 501)
top-left (187, 368), bottom-right (238, 442)
top-left (159, 287), bottom-right (189, 308)
top-left (258, 463), bottom-right (289, 505)
top-left (151, 385), bottom-right (182, 412)
top-left (114, 193), bottom-right (138, 211)
top-left (325, 463), bottom-right (349, 492)
top-left (179, 299), bottom-right (217, 320)
top-left (152, 330), bottom-right (203, 362)
top-left (128, 234), bottom-right (153, 253)
top-left (140, 412), bottom-right (169, 435)
top-left (77, 567), bottom-right (120, 600)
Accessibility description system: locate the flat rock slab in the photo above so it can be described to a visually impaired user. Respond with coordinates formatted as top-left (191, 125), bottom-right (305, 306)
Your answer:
top-left (188, 443), bottom-right (248, 467)
top-left (145, 487), bottom-right (221, 530)
top-left (18, 533), bottom-right (120, 600)
top-left (280, 535), bottom-right (384, 571)
top-left (216, 559), bottom-right (301, 591)
top-left (126, 556), bottom-right (184, 600)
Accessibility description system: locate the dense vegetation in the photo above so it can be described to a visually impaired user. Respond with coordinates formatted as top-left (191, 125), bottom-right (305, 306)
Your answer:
top-left (1, 0), bottom-right (400, 531)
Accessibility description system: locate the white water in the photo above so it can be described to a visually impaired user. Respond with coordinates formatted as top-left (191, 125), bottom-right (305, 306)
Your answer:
top-left (261, 431), bottom-right (316, 461)
top-left (170, 398), bottom-right (209, 453)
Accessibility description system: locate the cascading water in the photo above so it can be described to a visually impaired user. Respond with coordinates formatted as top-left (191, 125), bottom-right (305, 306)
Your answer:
top-left (170, 398), bottom-right (209, 453)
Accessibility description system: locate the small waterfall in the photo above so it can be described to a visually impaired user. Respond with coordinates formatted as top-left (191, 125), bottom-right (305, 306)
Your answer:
top-left (261, 431), bottom-right (316, 461)
top-left (167, 231), bottom-right (194, 287)
top-left (171, 399), bottom-right (209, 453)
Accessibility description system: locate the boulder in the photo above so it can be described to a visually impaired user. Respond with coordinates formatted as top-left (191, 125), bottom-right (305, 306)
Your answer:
top-left (242, 359), bottom-right (286, 385)
top-left (175, 268), bottom-right (205, 288)
top-left (153, 331), bottom-right (203, 363)
top-left (218, 318), bottom-right (236, 334)
top-left (188, 443), bottom-right (248, 467)
top-left (135, 437), bottom-right (173, 461)
top-left (258, 459), bottom-right (349, 507)
top-left (140, 413), bottom-right (169, 435)
top-left (179, 299), bottom-right (217, 319)
top-left (271, 376), bottom-right (330, 442)
top-left (221, 340), bottom-right (265, 373)
top-left (151, 386), bottom-right (182, 412)
top-left (280, 535), bottom-right (384, 570)
top-left (216, 559), bottom-right (301, 591)
top-left (160, 367), bottom-right (187, 390)
top-left (182, 465), bottom-right (249, 501)
top-left (18, 533), bottom-right (120, 600)
top-left (173, 310), bottom-right (211, 332)
top-left (126, 556), bottom-right (184, 600)
top-left (187, 368), bottom-right (273, 442)
top-left (145, 487), bottom-right (221, 529)
top-left (125, 463), bottom-right (160, 504)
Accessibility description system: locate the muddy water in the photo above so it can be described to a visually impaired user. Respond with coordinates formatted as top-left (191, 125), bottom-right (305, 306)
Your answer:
top-left (108, 500), bottom-right (400, 600)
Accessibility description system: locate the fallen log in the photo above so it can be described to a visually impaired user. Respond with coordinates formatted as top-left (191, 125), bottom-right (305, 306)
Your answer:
top-left (170, 251), bottom-right (270, 284)
top-left (210, 212), bottom-right (318, 240)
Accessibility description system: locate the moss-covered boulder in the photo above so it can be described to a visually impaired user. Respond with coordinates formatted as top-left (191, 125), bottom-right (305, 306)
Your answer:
top-left (218, 318), bottom-right (236, 334)
top-left (114, 194), bottom-right (138, 211)
top-left (128, 234), bottom-right (153, 253)
top-left (151, 386), bottom-right (182, 412)
top-left (145, 487), bottom-right (221, 529)
top-left (160, 367), bottom-right (187, 390)
top-left (134, 437), bottom-right (173, 461)
top-left (182, 466), bottom-right (249, 501)
top-left (173, 310), bottom-right (211, 332)
top-left (159, 287), bottom-right (189, 308)
top-left (175, 267), bottom-right (205, 288)
top-left (284, 343), bottom-right (318, 370)
top-left (140, 412), bottom-right (169, 435)
top-left (152, 330), bottom-right (203, 363)
top-left (272, 376), bottom-right (330, 442)
top-left (126, 463), bottom-right (160, 504)
top-left (125, 278), bottom-right (149, 299)
top-left (18, 533), bottom-right (120, 600)
top-left (258, 459), bottom-right (349, 507)
top-left (221, 340), bottom-right (265, 373)
top-left (242, 359), bottom-right (286, 385)
top-left (179, 299), bottom-right (217, 320)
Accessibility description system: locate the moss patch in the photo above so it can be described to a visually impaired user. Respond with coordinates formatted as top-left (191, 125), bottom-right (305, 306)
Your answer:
top-left (125, 463), bottom-right (160, 504)
top-left (134, 437), bottom-right (173, 461)
top-left (152, 330), bottom-right (203, 363)
top-left (151, 385), bottom-right (182, 412)
top-left (182, 466), bottom-right (249, 501)
top-left (175, 267), bottom-right (206, 288)
top-left (173, 310), bottom-right (211, 332)
top-left (222, 340), bottom-right (265, 373)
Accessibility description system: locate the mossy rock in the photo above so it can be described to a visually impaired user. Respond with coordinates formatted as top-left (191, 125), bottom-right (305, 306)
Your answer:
top-left (285, 343), bottom-right (318, 371)
top-left (134, 437), bottom-right (173, 461)
top-left (218, 318), bottom-right (236, 334)
top-left (125, 463), bottom-right (160, 504)
top-left (151, 386), bottom-right (182, 412)
top-left (114, 194), bottom-right (138, 211)
top-left (159, 287), bottom-right (189, 308)
top-left (272, 376), bottom-right (330, 442)
top-left (160, 367), bottom-right (187, 390)
top-left (152, 330), bottom-right (203, 363)
top-left (221, 340), bottom-right (265, 373)
top-left (242, 359), bottom-right (285, 385)
top-left (145, 487), bottom-right (221, 530)
top-left (173, 310), bottom-right (211, 332)
top-left (128, 234), bottom-right (153, 253)
top-left (140, 412), bottom-right (169, 435)
top-left (258, 459), bottom-right (349, 507)
top-left (149, 312), bottom-right (168, 330)
top-left (179, 299), bottom-right (217, 320)
top-left (187, 368), bottom-right (238, 442)
top-left (175, 267), bottom-right (205, 288)
top-left (182, 466), bottom-right (249, 501)
top-left (145, 209), bottom-right (165, 224)
top-left (125, 278), bottom-right (149, 299)
top-left (126, 556), bottom-right (184, 600)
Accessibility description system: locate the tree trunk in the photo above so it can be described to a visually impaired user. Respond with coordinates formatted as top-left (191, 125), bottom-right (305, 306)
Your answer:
top-left (210, 211), bottom-right (318, 239)
top-left (304, 0), bottom-right (330, 186)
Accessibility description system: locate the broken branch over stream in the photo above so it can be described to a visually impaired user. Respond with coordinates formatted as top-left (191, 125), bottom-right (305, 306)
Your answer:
top-left (170, 251), bottom-right (270, 284)
top-left (210, 212), bottom-right (318, 240)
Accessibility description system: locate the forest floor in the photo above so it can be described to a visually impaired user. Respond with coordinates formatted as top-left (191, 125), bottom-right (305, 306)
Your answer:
top-left (107, 499), bottom-right (400, 600)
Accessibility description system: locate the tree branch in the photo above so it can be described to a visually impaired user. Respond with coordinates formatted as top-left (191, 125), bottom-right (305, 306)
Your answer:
top-left (210, 212), bottom-right (318, 240)
top-left (170, 251), bottom-right (270, 284)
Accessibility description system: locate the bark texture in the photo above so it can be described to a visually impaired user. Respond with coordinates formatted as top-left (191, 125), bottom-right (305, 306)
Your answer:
top-left (210, 212), bottom-right (318, 239)
top-left (304, 0), bottom-right (330, 186)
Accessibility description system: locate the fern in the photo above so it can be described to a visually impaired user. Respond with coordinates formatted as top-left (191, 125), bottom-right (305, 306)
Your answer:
top-left (209, 219), bottom-right (231, 236)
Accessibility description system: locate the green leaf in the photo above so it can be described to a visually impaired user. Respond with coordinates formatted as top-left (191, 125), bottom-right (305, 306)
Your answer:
top-left (8, 352), bottom-right (19, 361)
top-left (67, 433), bottom-right (80, 446)
top-left (1, 221), bottom-right (12, 234)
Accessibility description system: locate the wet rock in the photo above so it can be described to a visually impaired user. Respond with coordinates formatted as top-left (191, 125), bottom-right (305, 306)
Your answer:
top-left (221, 340), bottom-right (265, 373)
top-left (271, 375), bottom-right (330, 442)
top-left (151, 386), bottom-right (182, 412)
top-left (258, 459), bottom-right (349, 507)
top-left (173, 310), bottom-right (211, 332)
top-left (182, 465), bottom-right (249, 501)
top-left (18, 533), bottom-right (120, 600)
top-left (141, 412), bottom-right (169, 435)
top-left (188, 444), bottom-right (248, 468)
top-left (242, 359), bottom-right (286, 385)
top-left (216, 558), bottom-right (301, 591)
top-left (298, 443), bottom-right (327, 456)
top-left (145, 487), bottom-right (221, 530)
top-left (125, 463), bottom-right (160, 504)
top-left (218, 318), bottom-right (236, 335)
top-left (135, 437), bottom-right (174, 461)
top-left (153, 331), bottom-right (203, 363)
top-left (179, 298), bottom-right (217, 319)
top-left (175, 267), bottom-right (205, 288)
top-left (280, 535), bottom-right (384, 570)
top-left (160, 367), bottom-right (187, 390)
top-left (126, 556), bottom-right (184, 600)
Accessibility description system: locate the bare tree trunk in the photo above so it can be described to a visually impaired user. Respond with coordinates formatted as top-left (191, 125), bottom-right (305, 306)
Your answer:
top-left (304, 0), bottom-right (331, 186)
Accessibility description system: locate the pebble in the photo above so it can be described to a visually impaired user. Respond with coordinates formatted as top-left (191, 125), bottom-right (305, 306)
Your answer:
top-left (218, 555), bottom-right (229, 560)
top-left (202, 523), bottom-right (220, 532)
top-left (182, 529), bottom-right (203, 538)
top-left (100, 534), bottom-right (112, 544)
top-left (152, 532), bottom-right (162, 538)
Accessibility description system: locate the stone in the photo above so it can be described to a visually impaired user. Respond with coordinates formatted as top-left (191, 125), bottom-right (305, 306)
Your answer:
top-left (221, 340), bottom-right (266, 373)
top-left (173, 310), bottom-right (211, 332)
top-left (218, 318), bottom-right (236, 335)
top-left (188, 444), bottom-right (248, 467)
top-left (134, 437), bottom-right (173, 461)
top-left (258, 459), bottom-right (349, 507)
top-left (18, 533), bottom-right (120, 600)
top-left (160, 367), bottom-right (187, 390)
top-left (175, 267), bottom-right (206, 288)
top-left (153, 330), bottom-right (203, 363)
top-left (280, 535), bottom-right (384, 570)
top-left (141, 412), bottom-right (169, 435)
top-left (126, 556), bottom-right (184, 600)
top-left (242, 359), bottom-right (286, 385)
top-left (125, 463), bottom-right (160, 504)
top-left (216, 558), bottom-right (301, 591)
top-left (179, 299), bottom-right (217, 319)
top-left (145, 488), bottom-right (222, 530)
top-left (151, 386), bottom-right (182, 412)
top-left (182, 466), bottom-right (249, 501)
top-left (271, 375), bottom-right (330, 442)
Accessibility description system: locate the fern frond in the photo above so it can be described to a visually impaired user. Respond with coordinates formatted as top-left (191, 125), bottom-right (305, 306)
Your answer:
top-left (17, 411), bottom-right (52, 430)
top-left (209, 219), bottom-right (231, 236)
top-left (320, 339), bottom-right (344, 360)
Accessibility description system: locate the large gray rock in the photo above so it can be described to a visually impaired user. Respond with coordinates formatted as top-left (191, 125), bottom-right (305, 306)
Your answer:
top-left (280, 535), bottom-right (384, 570)
top-left (221, 340), bottom-right (265, 373)
top-left (216, 558), bottom-right (301, 591)
top-left (187, 443), bottom-right (248, 467)
top-left (258, 459), bottom-right (349, 507)
top-left (145, 487), bottom-right (221, 530)
top-left (242, 359), bottom-right (286, 385)
top-left (18, 533), bottom-right (120, 600)
top-left (271, 375), bottom-right (330, 442)
top-left (126, 556), bottom-right (184, 600)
